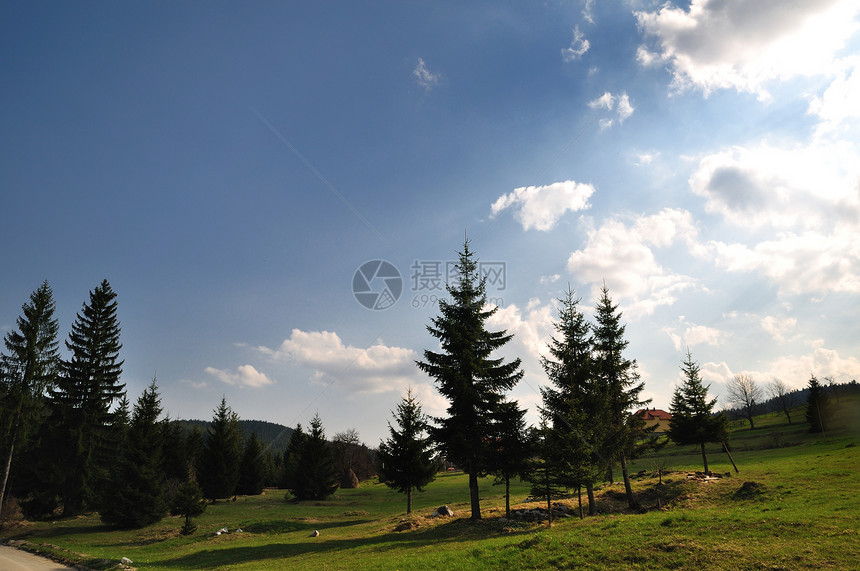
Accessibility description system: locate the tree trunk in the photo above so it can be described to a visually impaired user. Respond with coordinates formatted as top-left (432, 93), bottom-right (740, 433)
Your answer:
top-left (586, 483), bottom-right (596, 515)
top-left (0, 441), bottom-right (14, 520)
top-left (504, 475), bottom-right (511, 519)
top-left (619, 450), bottom-right (639, 509)
top-left (700, 442), bottom-right (709, 475)
top-left (783, 406), bottom-right (792, 425)
top-left (0, 413), bottom-right (20, 521)
top-left (468, 471), bottom-right (481, 520)
top-left (406, 486), bottom-right (412, 514)
top-left (545, 479), bottom-right (552, 527)
top-left (577, 486), bottom-right (583, 519)
top-left (747, 413), bottom-right (755, 430)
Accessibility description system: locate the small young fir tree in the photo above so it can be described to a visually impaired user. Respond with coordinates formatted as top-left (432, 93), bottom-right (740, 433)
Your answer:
top-left (377, 388), bottom-right (437, 514)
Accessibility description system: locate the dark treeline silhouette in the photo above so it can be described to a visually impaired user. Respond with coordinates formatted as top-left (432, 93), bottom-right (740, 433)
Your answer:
top-left (0, 280), bottom-right (376, 529)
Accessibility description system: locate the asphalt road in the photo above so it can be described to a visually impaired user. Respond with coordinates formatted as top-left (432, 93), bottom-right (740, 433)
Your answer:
top-left (0, 546), bottom-right (74, 570)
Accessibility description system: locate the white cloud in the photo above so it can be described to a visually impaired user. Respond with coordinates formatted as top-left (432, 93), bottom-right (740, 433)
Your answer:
top-left (405, 382), bottom-right (449, 419)
top-left (540, 274), bottom-right (561, 285)
top-left (664, 323), bottom-right (726, 351)
top-left (635, 0), bottom-right (860, 99)
top-left (698, 361), bottom-right (734, 387)
top-left (689, 141), bottom-right (860, 230)
top-left (809, 58), bottom-right (860, 136)
top-left (180, 379), bottom-right (209, 390)
top-left (567, 209), bottom-right (701, 317)
top-left (562, 26), bottom-right (591, 62)
top-left (582, 0), bottom-right (595, 24)
top-left (588, 92), bottom-right (615, 111)
top-left (760, 315), bottom-right (798, 342)
top-left (490, 180), bottom-right (594, 231)
top-left (257, 329), bottom-right (418, 394)
top-left (617, 93), bottom-right (634, 122)
top-left (205, 364), bottom-right (273, 388)
top-left (588, 91), bottom-right (635, 125)
top-left (413, 58), bottom-right (440, 90)
top-left (689, 136), bottom-right (860, 295)
top-left (635, 152), bottom-right (659, 166)
top-left (748, 347), bottom-right (860, 390)
top-left (487, 301), bottom-right (555, 363)
top-left (710, 230), bottom-right (860, 295)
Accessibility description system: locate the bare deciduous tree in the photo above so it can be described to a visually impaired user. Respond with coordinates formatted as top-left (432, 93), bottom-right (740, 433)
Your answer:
top-left (727, 373), bottom-right (763, 429)
top-left (768, 378), bottom-right (796, 425)
top-left (331, 428), bottom-right (362, 487)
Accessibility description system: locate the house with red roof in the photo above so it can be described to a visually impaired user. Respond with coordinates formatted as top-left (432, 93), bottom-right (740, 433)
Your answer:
top-left (635, 408), bottom-right (672, 434)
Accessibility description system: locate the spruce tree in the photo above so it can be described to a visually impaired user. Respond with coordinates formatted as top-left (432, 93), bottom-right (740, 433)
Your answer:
top-left (417, 240), bottom-right (523, 520)
top-left (523, 420), bottom-right (567, 527)
top-left (237, 432), bottom-right (266, 496)
top-left (667, 350), bottom-right (729, 474)
top-left (292, 414), bottom-right (339, 501)
top-left (540, 288), bottom-right (602, 515)
top-left (805, 375), bottom-right (830, 433)
top-left (101, 379), bottom-right (166, 528)
top-left (489, 399), bottom-right (530, 519)
top-left (171, 476), bottom-right (206, 536)
top-left (161, 418), bottom-right (190, 487)
top-left (377, 389), bottom-right (437, 514)
top-left (0, 281), bottom-right (60, 519)
top-left (199, 397), bottom-right (242, 500)
top-left (592, 284), bottom-right (648, 509)
top-left (280, 423), bottom-right (306, 492)
top-left (51, 279), bottom-right (124, 515)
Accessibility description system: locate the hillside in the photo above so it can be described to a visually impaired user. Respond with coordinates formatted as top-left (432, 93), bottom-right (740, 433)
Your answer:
top-left (174, 419), bottom-right (294, 456)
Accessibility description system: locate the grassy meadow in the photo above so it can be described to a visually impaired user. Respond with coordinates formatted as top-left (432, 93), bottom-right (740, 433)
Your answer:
top-left (2, 399), bottom-right (859, 570)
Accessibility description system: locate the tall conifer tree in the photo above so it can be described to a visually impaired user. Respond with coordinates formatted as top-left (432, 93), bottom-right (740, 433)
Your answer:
top-left (805, 375), bottom-right (830, 433)
top-left (540, 288), bottom-right (602, 515)
top-left (296, 414), bottom-right (339, 500)
top-left (101, 379), bottom-right (166, 528)
top-left (417, 240), bottom-right (523, 520)
top-left (0, 281), bottom-right (60, 518)
top-left (237, 432), bottom-right (266, 496)
top-left (51, 279), bottom-right (124, 515)
top-left (199, 397), bottom-right (242, 500)
top-left (592, 284), bottom-right (648, 509)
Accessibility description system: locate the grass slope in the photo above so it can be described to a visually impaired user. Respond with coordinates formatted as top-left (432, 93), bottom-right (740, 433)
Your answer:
top-left (2, 400), bottom-right (858, 570)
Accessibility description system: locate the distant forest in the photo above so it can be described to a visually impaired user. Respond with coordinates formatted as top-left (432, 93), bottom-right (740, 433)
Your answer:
top-left (722, 379), bottom-right (859, 421)
top-left (174, 419), bottom-right (295, 456)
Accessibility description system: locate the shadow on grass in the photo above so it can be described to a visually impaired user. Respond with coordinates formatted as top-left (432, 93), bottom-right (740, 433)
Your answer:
top-left (242, 518), bottom-right (372, 535)
top-left (149, 518), bottom-right (532, 569)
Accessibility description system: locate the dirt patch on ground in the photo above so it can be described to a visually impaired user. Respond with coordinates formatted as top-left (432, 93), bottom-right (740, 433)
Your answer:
top-left (733, 481), bottom-right (768, 500)
top-left (394, 518), bottom-right (423, 532)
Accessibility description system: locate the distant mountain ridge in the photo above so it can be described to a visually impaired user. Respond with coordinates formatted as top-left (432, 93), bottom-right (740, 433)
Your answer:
top-left (174, 419), bottom-right (295, 455)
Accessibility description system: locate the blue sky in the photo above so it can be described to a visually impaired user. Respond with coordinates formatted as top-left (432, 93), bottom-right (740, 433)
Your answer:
top-left (3, 1), bottom-right (859, 444)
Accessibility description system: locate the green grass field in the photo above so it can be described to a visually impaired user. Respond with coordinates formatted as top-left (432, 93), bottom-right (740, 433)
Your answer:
top-left (2, 399), bottom-right (859, 570)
